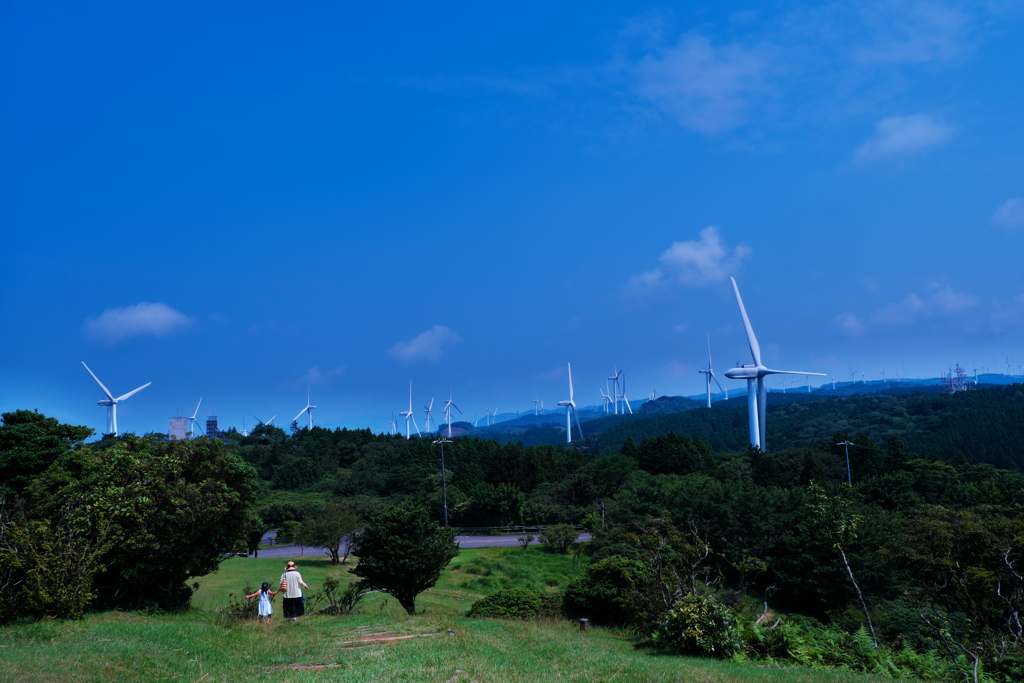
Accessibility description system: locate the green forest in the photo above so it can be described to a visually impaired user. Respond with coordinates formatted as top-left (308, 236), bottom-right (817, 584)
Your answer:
top-left (2, 384), bottom-right (1023, 680)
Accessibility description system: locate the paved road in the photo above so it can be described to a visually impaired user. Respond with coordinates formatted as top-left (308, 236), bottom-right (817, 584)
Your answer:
top-left (250, 531), bottom-right (592, 559)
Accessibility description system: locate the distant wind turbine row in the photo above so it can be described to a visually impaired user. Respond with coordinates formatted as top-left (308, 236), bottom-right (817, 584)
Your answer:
top-left (78, 278), bottom-right (837, 450)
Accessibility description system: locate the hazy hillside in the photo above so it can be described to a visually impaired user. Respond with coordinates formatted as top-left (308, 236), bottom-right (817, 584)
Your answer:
top-left (482, 383), bottom-right (1024, 471)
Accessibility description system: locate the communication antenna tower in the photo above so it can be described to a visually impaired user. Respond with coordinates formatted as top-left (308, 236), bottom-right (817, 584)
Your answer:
top-left (941, 364), bottom-right (969, 394)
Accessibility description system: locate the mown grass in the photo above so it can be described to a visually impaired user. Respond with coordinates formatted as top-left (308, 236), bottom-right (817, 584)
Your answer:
top-left (1, 547), bottom-right (922, 682)
top-left (0, 611), bottom-right (918, 682)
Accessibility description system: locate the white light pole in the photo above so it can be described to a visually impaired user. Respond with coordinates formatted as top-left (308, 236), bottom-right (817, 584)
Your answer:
top-left (433, 438), bottom-right (453, 527)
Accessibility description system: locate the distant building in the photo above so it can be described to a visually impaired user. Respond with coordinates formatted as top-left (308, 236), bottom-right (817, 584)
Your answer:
top-left (206, 416), bottom-right (220, 439)
top-left (168, 417), bottom-right (188, 441)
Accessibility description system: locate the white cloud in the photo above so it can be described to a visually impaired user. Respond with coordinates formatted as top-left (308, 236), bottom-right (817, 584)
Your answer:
top-left (836, 283), bottom-right (979, 335)
top-left (658, 359), bottom-right (693, 379)
top-left (852, 0), bottom-right (968, 64)
top-left (83, 302), bottom-right (194, 344)
top-left (388, 325), bottom-right (461, 363)
top-left (853, 114), bottom-right (954, 163)
top-left (300, 366), bottom-right (346, 385)
top-left (993, 198), bottom-right (1024, 228)
top-left (632, 33), bottom-right (773, 134)
top-left (833, 313), bottom-right (865, 336)
top-left (631, 227), bottom-right (751, 288)
top-left (871, 283), bottom-right (977, 326)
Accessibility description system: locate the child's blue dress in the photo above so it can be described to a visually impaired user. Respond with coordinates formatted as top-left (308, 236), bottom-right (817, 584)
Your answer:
top-left (258, 591), bottom-right (272, 617)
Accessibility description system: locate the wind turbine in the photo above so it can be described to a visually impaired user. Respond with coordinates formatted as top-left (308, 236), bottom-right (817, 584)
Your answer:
top-left (599, 385), bottom-right (613, 413)
top-left (619, 371), bottom-right (633, 414)
top-left (81, 362), bottom-right (151, 436)
top-left (423, 397), bottom-right (435, 433)
top-left (442, 382), bottom-right (461, 437)
top-left (723, 277), bottom-right (824, 451)
top-left (187, 398), bottom-right (204, 438)
top-left (532, 394), bottom-right (540, 416)
top-left (293, 386), bottom-right (316, 429)
top-left (557, 363), bottom-right (584, 443)
top-left (254, 415), bottom-right (276, 427)
top-left (389, 412), bottom-right (398, 436)
top-left (698, 334), bottom-right (726, 408)
top-left (399, 381), bottom-right (420, 438)
top-left (607, 367), bottom-right (622, 414)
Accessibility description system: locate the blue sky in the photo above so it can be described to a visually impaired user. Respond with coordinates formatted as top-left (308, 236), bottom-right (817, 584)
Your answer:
top-left (3, 1), bottom-right (1024, 437)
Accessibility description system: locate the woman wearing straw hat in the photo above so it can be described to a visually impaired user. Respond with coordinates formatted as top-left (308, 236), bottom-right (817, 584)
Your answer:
top-left (280, 561), bottom-right (310, 621)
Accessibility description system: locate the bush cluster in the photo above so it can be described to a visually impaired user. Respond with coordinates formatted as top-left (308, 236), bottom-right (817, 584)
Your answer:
top-left (467, 588), bottom-right (543, 619)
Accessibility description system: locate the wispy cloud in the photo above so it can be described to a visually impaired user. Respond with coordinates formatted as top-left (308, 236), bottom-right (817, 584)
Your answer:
top-left (850, 0), bottom-right (969, 64)
top-left (298, 366), bottom-right (346, 386)
top-left (631, 33), bottom-right (774, 134)
top-left (658, 359), bottom-right (693, 379)
top-left (83, 302), bottom-right (194, 344)
top-left (631, 227), bottom-right (751, 288)
top-left (615, 1), bottom-right (986, 136)
top-left (853, 114), bottom-right (954, 163)
top-left (993, 198), bottom-right (1024, 228)
top-left (835, 283), bottom-right (979, 335)
top-left (389, 325), bottom-right (461, 363)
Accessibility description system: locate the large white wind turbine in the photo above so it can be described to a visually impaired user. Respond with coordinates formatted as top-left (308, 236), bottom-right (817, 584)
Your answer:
top-left (723, 277), bottom-right (824, 451)
top-left (187, 398), bottom-right (204, 437)
top-left (81, 362), bottom-right (151, 436)
top-left (442, 382), bottom-right (461, 437)
top-left (293, 386), bottom-right (316, 429)
top-left (698, 335), bottom-right (727, 408)
top-left (399, 381), bottom-right (420, 439)
top-left (557, 363), bottom-right (584, 443)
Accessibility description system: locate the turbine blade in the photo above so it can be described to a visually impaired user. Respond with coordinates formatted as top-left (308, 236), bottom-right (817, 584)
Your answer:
top-left (294, 408), bottom-right (308, 423)
top-left (570, 405), bottom-right (584, 439)
top-left (81, 362), bottom-right (115, 400)
top-left (730, 277), bottom-right (762, 366)
top-left (567, 363), bottom-right (574, 401)
top-left (711, 372), bottom-right (725, 394)
top-left (191, 397), bottom-right (203, 419)
top-left (763, 369), bottom-right (827, 376)
top-left (115, 382), bottom-right (151, 402)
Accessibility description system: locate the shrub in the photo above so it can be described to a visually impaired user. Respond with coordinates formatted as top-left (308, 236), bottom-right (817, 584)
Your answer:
top-left (653, 593), bottom-right (741, 658)
top-left (467, 588), bottom-right (542, 619)
top-left (562, 555), bottom-right (647, 626)
top-left (539, 524), bottom-right (577, 553)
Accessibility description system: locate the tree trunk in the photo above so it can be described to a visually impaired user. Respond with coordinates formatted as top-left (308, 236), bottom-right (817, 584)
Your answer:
top-left (839, 546), bottom-right (877, 647)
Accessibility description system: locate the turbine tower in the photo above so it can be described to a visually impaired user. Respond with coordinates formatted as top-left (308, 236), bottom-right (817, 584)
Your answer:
top-left (442, 382), bottom-right (461, 437)
top-left (723, 277), bottom-right (824, 451)
top-left (399, 380), bottom-right (420, 439)
top-left (556, 363), bottom-right (584, 443)
top-left (293, 386), bottom-right (316, 429)
top-left (698, 334), bottom-right (727, 408)
top-left (619, 371), bottom-right (633, 414)
top-left (187, 398), bottom-right (204, 437)
top-left (423, 397), bottom-right (435, 433)
top-left (607, 366), bottom-right (622, 414)
top-left (81, 362), bottom-right (151, 436)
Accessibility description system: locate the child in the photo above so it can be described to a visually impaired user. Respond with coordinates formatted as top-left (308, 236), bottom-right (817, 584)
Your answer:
top-left (245, 582), bottom-right (279, 625)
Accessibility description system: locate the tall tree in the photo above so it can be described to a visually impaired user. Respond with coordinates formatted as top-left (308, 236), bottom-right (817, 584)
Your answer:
top-left (349, 503), bottom-right (459, 615)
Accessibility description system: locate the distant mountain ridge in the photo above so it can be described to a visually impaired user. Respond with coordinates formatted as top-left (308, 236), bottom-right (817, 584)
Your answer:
top-left (476, 381), bottom-right (1024, 472)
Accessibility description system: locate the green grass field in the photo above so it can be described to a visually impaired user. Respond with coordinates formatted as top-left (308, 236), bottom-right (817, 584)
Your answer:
top-left (1, 547), bottom-right (920, 682)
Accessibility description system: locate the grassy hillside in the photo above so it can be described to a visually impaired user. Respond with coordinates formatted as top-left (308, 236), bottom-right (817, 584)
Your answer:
top-left (1, 548), bottom-right (917, 682)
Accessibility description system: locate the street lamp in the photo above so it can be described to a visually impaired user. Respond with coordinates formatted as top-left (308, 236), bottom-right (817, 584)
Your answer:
top-left (433, 438), bottom-right (453, 527)
top-left (836, 440), bottom-right (854, 483)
